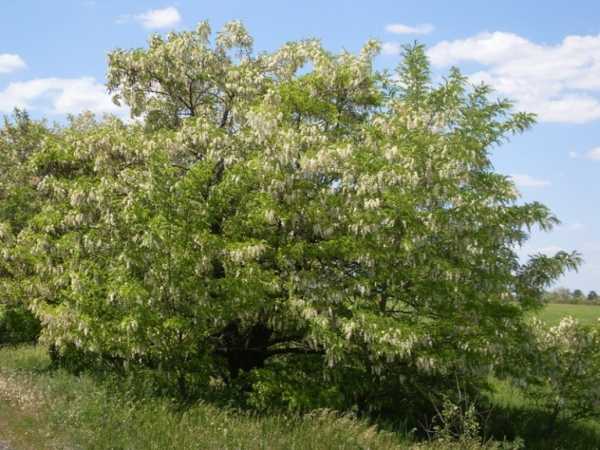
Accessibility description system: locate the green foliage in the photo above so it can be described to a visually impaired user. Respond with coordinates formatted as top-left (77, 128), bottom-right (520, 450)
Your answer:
top-left (517, 318), bottom-right (600, 427)
top-left (0, 109), bottom-right (49, 345)
top-left (424, 396), bottom-right (525, 450)
top-left (485, 378), bottom-right (600, 450)
top-left (0, 20), bottom-right (585, 437)
top-left (0, 304), bottom-right (40, 344)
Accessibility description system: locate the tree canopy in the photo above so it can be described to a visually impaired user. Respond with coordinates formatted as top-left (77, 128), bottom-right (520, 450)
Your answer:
top-left (0, 21), bottom-right (582, 414)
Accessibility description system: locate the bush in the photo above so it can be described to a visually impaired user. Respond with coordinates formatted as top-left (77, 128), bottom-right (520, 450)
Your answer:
top-left (0, 304), bottom-right (40, 345)
top-left (517, 317), bottom-right (600, 429)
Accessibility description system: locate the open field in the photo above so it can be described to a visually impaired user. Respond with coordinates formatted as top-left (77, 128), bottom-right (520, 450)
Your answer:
top-left (538, 303), bottom-right (600, 326)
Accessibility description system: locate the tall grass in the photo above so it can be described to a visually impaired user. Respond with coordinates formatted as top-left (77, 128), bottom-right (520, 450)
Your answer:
top-left (0, 346), bottom-right (410, 450)
top-left (485, 379), bottom-right (600, 450)
top-left (1, 346), bottom-right (599, 449)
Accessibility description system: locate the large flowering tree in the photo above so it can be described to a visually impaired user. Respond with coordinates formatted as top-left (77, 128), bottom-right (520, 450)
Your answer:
top-left (2, 22), bottom-right (579, 409)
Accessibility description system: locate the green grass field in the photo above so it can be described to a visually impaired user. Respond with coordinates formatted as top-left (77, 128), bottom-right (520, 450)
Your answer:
top-left (538, 303), bottom-right (600, 326)
top-left (1, 345), bottom-right (600, 449)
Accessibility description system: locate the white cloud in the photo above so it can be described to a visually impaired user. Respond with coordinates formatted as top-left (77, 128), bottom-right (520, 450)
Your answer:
top-left (570, 147), bottom-right (600, 160)
top-left (381, 42), bottom-right (402, 56)
top-left (584, 147), bottom-right (600, 160)
top-left (0, 54), bottom-right (26, 74)
top-left (134, 6), bottom-right (181, 29)
top-left (0, 77), bottom-right (125, 116)
top-left (385, 23), bottom-right (434, 35)
top-left (510, 173), bottom-right (551, 188)
top-left (427, 32), bottom-right (600, 124)
top-left (427, 32), bottom-right (535, 66)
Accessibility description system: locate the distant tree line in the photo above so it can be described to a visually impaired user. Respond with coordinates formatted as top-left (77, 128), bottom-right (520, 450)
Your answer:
top-left (545, 287), bottom-right (600, 305)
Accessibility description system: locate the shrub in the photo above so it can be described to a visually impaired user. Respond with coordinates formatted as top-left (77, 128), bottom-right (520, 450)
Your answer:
top-left (518, 317), bottom-right (600, 429)
top-left (0, 304), bottom-right (40, 345)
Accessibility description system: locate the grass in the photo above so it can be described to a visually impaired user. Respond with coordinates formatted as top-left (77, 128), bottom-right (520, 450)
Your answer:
top-left (486, 379), bottom-right (600, 450)
top-left (537, 303), bottom-right (600, 326)
top-left (1, 345), bottom-right (600, 449)
top-left (0, 345), bottom-right (413, 450)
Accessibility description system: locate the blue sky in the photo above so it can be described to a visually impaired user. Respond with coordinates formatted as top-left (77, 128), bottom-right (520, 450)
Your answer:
top-left (2, 1), bottom-right (599, 292)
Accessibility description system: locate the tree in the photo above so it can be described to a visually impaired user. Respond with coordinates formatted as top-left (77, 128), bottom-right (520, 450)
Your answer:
top-left (573, 289), bottom-right (584, 300)
top-left (588, 290), bottom-right (598, 302)
top-left (9, 22), bottom-right (580, 412)
top-left (545, 287), bottom-right (574, 304)
top-left (0, 110), bottom-right (46, 344)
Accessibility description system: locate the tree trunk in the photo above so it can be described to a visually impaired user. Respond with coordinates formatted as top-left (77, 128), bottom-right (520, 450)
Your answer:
top-left (217, 321), bottom-right (274, 379)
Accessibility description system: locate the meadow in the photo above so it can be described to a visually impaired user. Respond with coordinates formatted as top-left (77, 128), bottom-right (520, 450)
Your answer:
top-left (538, 303), bottom-right (600, 326)
top-left (2, 316), bottom-right (600, 450)
top-left (0, 346), bottom-right (421, 450)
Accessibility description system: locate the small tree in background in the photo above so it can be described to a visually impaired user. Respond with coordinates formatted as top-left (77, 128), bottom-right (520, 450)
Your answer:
top-left (545, 288), bottom-right (574, 304)
top-left (573, 289), bottom-right (584, 302)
